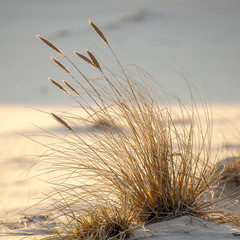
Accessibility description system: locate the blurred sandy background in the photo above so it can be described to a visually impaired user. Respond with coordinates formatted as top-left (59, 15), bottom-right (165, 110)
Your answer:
top-left (0, 0), bottom-right (240, 104)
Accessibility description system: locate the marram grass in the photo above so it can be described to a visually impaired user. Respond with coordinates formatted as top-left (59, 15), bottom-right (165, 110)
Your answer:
top-left (37, 21), bottom-right (240, 239)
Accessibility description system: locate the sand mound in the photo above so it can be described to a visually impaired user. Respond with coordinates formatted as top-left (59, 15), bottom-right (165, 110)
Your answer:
top-left (131, 216), bottom-right (240, 240)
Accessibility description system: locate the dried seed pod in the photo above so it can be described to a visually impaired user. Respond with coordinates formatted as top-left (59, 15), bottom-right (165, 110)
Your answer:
top-left (51, 113), bottom-right (73, 131)
top-left (74, 51), bottom-right (94, 68)
top-left (36, 35), bottom-right (63, 55)
top-left (86, 49), bottom-right (101, 69)
top-left (89, 20), bottom-right (109, 46)
top-left (48, 77), bottom-right (69, 95)
top-left (63, 80), bottom-right (80, 96)
top-left (50, 57), bottom-right (72, 76)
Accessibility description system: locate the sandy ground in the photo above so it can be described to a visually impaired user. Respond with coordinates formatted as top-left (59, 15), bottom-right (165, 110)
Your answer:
top-left (1, 104), bottom-right (240, 239)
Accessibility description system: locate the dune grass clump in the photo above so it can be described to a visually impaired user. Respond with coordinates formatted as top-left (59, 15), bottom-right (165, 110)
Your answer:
top-left (73, 208), bottom-right (132, 240)
top-left (220, 156), bottom-right (240, 186)
top-left (48, 200), bottom-right (135, 240)
top-left (37, 21), bottom-right (240, 239)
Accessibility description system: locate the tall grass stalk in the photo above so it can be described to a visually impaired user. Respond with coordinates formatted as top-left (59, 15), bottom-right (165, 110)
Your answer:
top-left (37, 21), bottom-right (240, 239)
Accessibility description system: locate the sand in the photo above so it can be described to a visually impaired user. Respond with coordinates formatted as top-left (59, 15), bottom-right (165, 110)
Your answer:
top-left (1, 104), bottom-right (240, 239)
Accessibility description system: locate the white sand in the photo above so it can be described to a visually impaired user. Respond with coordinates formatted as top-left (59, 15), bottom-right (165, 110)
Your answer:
top-left (0, 104), bottom-right (240, 239)
top-left (131, 216), bottom-right (240, 240)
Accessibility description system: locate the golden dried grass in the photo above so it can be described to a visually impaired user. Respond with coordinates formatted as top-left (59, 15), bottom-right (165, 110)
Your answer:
top-left (36, 21), bottom-right (240, 240)
top-left (220, 156), bottom-right (240, 185)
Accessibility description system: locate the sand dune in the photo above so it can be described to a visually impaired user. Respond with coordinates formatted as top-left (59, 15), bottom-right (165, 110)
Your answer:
top-left (0, 104), bottom-right (240, 239)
